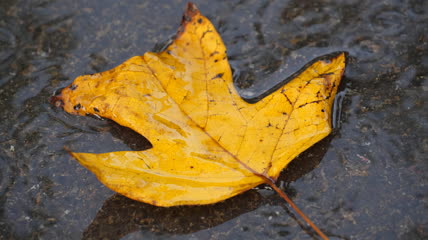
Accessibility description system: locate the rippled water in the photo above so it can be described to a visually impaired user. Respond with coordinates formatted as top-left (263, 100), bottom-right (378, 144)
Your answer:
top-left (0, 0), bottom-right (427, 239)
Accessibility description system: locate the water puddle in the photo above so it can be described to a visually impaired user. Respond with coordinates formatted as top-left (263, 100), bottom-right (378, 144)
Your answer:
top-left (1, 0), bottom-right (427, 239)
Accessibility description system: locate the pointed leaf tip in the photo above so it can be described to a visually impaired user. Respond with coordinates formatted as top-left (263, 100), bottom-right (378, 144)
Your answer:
top-left (183, 2), bottom-right (200, 21)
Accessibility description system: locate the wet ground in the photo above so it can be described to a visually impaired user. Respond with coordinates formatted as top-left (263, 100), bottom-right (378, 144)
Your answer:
top-left (0, 0), bottom-right (427, 239)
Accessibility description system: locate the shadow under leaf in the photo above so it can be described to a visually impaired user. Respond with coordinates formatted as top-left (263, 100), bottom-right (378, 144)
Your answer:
top-left (278, 134), bottom-right (334, 184)
top-left (82, 190), bottom-right (264, 239)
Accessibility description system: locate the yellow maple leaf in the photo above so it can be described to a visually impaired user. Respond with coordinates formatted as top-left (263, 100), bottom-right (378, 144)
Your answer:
top-left (53, 3), bottom-right (345, 238)
top-left (53, 2), bottom-right (345, 206)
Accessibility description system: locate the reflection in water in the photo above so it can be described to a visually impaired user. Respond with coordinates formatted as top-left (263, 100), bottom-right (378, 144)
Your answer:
top-left (83, 191), bottom-right (263, 239)
top-left (0, 0), bottom-right (427, 239)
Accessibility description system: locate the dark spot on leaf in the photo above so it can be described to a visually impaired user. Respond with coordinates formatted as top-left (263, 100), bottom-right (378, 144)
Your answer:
top-left (321, 109), bottom-right (325, 112)
top-left (190, 166), bottom-right (194, 169)
top-left (201, 30), bottom-right (213, 39)
top-left (198, 18), bottom-right (202, 24)
top-left (214, 59), bottom-right (218, 63)
top-left (209, 51), bottom-right (219, 57)
top-left (320, 72), bottom-right (334, 76)
top-left (282, 112), bottom-right (287, 115)
top-left (166, 50), bottom-right (171, 55)
top-left (284, 95), bottom-right (292, 105)
top-left (211, 73), bottom-right (224, 80)
top-left (74, 103), bottom-right (81, 111)
top-left (298, 100), bottom-right (322, 108)
top-left (94, 107), bottom-right (100, 112)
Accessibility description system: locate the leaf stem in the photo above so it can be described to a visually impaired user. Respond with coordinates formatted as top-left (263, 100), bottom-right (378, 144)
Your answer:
top-left (265, 180), bottom-right (329, 240)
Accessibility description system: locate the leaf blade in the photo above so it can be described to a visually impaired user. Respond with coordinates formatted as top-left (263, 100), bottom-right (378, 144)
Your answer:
top-left (54, 3), bottom-right (346, 206)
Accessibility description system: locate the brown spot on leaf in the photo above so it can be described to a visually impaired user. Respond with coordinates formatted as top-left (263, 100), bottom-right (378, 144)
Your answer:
top-left (298, 100), bottom-right (323, 109)
top-left (211, 73), bottom-right (224, 80)
top-left (209, 51), bottom-right (219, 57)
top-left (74, 103), bottom-right (81, 111)
top-left (320, 72), bottom-right (334, 76)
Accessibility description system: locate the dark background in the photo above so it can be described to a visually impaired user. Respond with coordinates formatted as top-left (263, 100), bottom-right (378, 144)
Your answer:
top-left (0, 0), bottom-right (426, 239)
